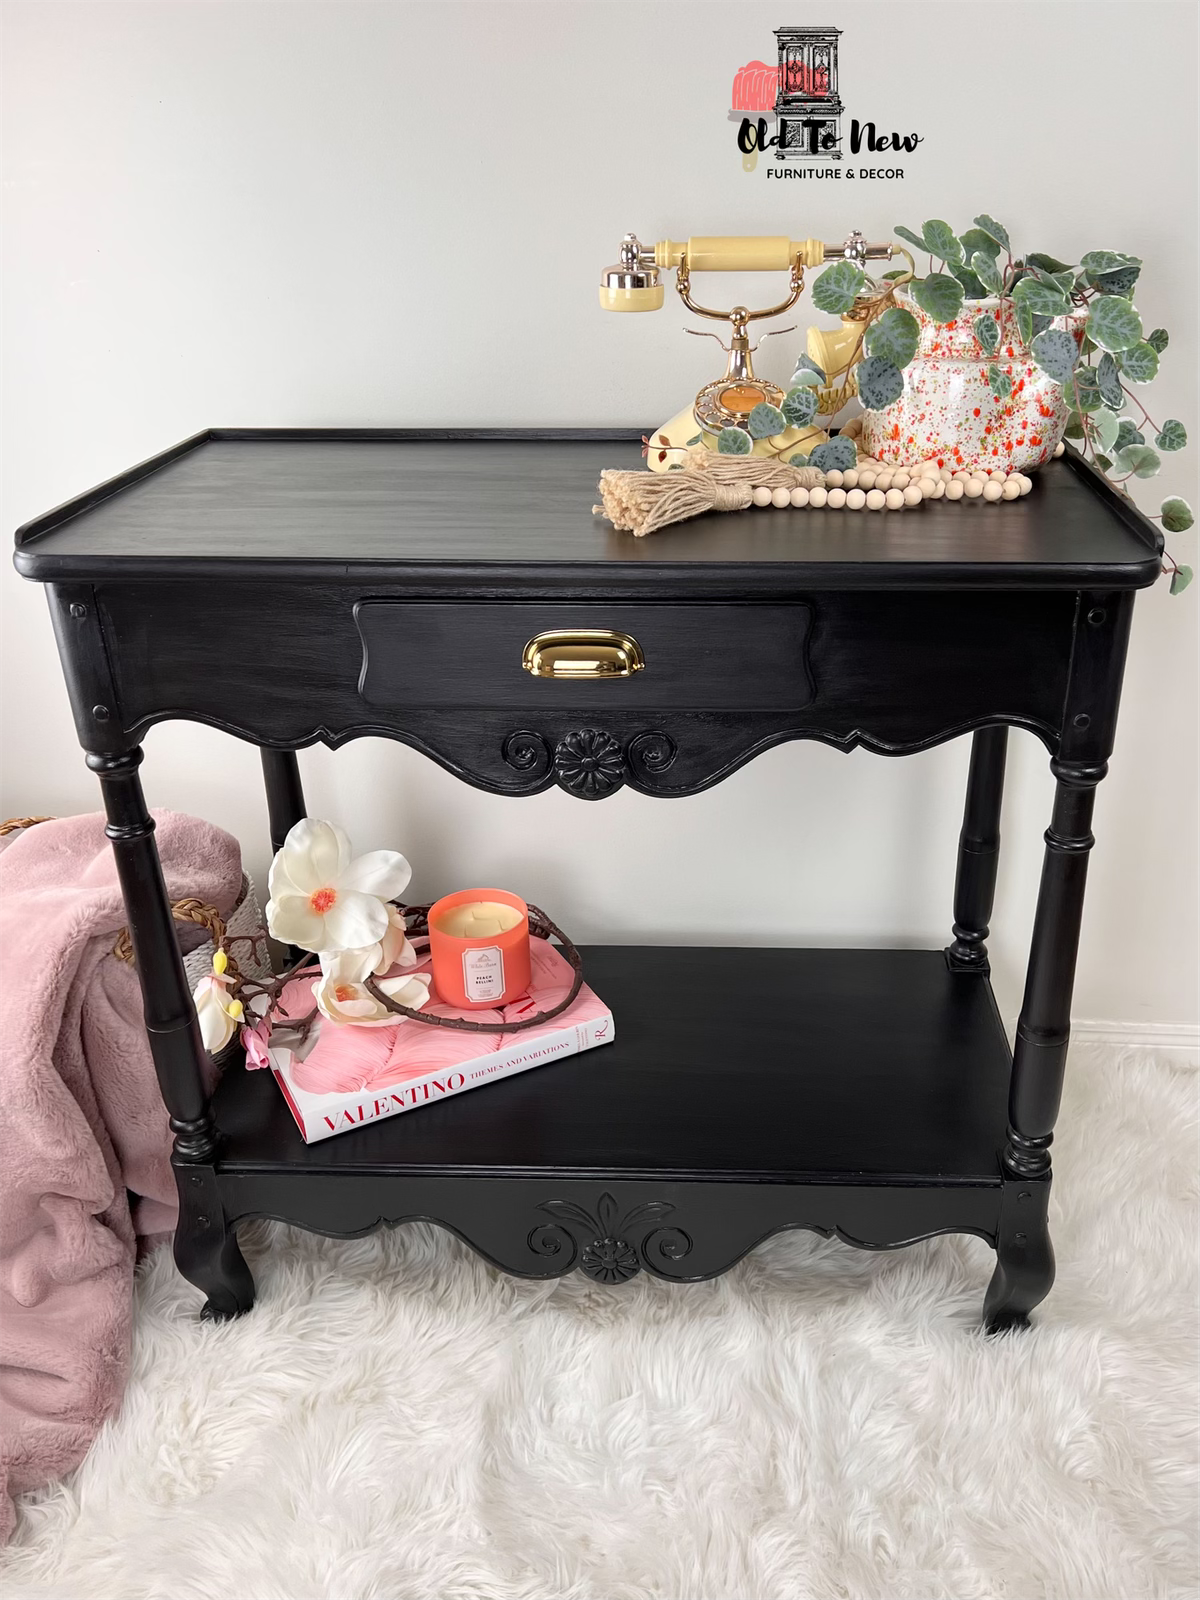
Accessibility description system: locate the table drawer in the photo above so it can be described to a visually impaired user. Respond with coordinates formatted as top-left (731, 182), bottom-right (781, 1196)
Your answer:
top-left (355, 601), bottom-right (814, 712)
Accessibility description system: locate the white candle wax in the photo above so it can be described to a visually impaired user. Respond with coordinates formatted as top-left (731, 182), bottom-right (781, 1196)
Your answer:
top-left (435, 900), bottom-right (525, 940)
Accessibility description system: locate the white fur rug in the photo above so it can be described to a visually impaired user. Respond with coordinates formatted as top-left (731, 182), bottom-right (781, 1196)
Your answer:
top-left (3, 1043), bottom-right (1197, 1600)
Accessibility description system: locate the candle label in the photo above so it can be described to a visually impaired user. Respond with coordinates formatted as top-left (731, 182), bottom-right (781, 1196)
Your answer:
top-left (462, 945), bottom-right (506, 1002)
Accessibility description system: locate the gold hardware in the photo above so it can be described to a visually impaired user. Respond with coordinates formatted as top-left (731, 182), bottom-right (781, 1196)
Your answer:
top-left (598, 230), bottom-right (915, 456)
top-left (522, 629), bottom-right (645, 680)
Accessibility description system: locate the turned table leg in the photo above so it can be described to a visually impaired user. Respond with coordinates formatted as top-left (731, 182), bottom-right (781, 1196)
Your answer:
top-left (88, 745), bottom-right (255, 1320)
top-left (983, 592), bottom-right (1132, 1333)
top-left (947, 726), bottom-right (1008, 972)
top-left (260, 747), bottom-right (306, 855)
top-left (260, 748), bottom-right (307, 962)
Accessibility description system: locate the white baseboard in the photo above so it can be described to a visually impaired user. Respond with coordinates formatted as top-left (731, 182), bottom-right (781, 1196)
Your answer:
top-left (1002, 1018), bottom-right (1199, 1064)
top-left (1069, 1019), bottom-right (1200, 1064)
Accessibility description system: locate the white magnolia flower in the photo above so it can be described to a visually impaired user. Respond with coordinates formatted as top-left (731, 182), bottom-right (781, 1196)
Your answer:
top-left (367, 904), bottom-right (419, 976)
top-left (192, 949), bottom-right (243, 1054)
top-left (266, 818), bottom-right (412, 954)
top-left (313, 947), bottom-right (431, 1028)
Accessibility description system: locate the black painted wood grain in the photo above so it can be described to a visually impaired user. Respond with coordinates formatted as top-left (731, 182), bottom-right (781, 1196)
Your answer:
top-left (355, 601), bottom-right (814, 712)
top-left (212, 946), bottom-right (1012, 1183)
top-left (214, 1171), bottom-right (1006, 1287)
top-left (93, 583), bottom-right (1075, 782)
top-left (14, 431), bottom-right (1161, 589)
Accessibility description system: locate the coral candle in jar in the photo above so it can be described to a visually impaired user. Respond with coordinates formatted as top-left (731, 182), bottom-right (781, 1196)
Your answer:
top-left (428, 888), bottom-right (531, 1010)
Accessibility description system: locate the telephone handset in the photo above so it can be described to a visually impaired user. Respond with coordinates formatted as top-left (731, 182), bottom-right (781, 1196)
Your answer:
top-left (599, 230), bottom-right (894, 471)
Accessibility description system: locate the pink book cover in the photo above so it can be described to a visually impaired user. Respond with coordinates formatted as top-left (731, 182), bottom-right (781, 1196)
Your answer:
top-left (266, 940), bottom-right (614, 1143)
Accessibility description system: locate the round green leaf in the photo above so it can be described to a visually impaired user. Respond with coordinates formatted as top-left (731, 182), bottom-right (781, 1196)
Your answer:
top-left (1071, 368), bottom-right (1105, 413)
top-left (987, 365), bottom-right (1012, 400)
top-left (790, 353), bottom-right (826, 383)
top-left (856, 356), bottom-right (905, 410)
top-left (1094, 453), bottom-right (1113, 472)
top-left (747, 402), bottom-right (786, 440)
top-left (1032, 267), bottom-right (1077, 297)
top-left (808, 436), bottom-right (858, 473)
top-left (1096, 353), bottom-right (1124, 410)
top-left (1155, 419), bottom-right (1187, 452)
top-left (1088, 264), bottom-right (1141, 296)
top-left (1146, 327), bottom-right (1169, 354)
top-left (1114, 443), bottom-right (1161, 478)
top-left (1012, 277), bottom-right (1070, 317)
top-left (1117, 341), bottom-right (1159, 383)
top-left (865, 306), bottom-right (920, 367)
top-left (921, 219), bottom-right (963, 266)
top-left (950, 262), bottom-right (988, 300)
top-left (960, 228), bottom-right (1001, 261)
top-left (787, 453), bottom-right (810, 467)
top-left (1080, 250), bottom-right (1142, 275)
top-left (1087, 295), bottom-right (1143, 352)
top-left (1025, 252), bottom-right (1074, 274)
top-left (953, 264), bottom-right (992, 300)
top-left (812, 260), bottom-right (867, 315)
top-left (971, 252), bottom-right (1004, 295)
top-left (1114, 420), bottom-right (1144, 452)
top-left (1169, 564), bottom-right (1194, 596)
top-left (790, 368), bottom-right (822, 389)
top-left (972, 214), bottom-right (1011, 253)
top-left (973, 314), bottom-right (1000, 356)
top-left (716, 426), bottom-right (751, 455)
top-left (1064, 419), bottom-right (1086, 441)
top-left (1030, 328), bottom-right (1078, 384)
top-left (1090, 408), bottom-right (1120, 453)
top-left (1016, 303), bottom-right (1053, 346)
top-left (893, 224), bottom-right (929, 254)
top-left (912, 272), bottom-right (964, 323)
top-left (782, 386), bottom-right (818, 428)
top-left (1162, 498), bottom-right (1194, 534)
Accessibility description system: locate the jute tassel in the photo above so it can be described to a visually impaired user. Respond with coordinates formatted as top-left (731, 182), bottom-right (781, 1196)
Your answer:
top-left (595, 447), bottom-right (827, 538)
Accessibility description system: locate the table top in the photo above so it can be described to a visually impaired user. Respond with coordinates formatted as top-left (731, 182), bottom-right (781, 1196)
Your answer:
top-left (14, 428), bottom-right (1163, 590)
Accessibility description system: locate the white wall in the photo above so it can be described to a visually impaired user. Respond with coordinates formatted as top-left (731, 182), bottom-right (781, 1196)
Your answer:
top-left (2, 0), bottom-right (1196, 1030)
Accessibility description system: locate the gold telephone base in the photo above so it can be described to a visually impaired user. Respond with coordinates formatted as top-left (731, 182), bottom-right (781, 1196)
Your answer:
top-left (645, 285), bottom-right (830, 474)
top-left (644, 323), bottom-right (831, 476)
top-left (598, 231), bottom-right (895, 473)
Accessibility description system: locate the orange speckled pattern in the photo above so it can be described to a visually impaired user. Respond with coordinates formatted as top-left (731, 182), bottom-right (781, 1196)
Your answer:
top-left (861, 294), bottom-right (1085, 472)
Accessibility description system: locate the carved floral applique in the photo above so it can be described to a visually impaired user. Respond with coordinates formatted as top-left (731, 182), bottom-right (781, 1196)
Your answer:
top-left (554, 730), bottom-right (626, 800)
top-left (536, 1192), bottom-right (677, 1283)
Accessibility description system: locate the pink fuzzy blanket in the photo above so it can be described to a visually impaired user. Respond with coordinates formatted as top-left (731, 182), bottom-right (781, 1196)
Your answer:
top-left (0, 811), bottom-right (242, 1543)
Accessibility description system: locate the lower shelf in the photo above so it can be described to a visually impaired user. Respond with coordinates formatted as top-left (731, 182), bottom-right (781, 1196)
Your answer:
top-left (212, 945), bottom-right (1012, 1185)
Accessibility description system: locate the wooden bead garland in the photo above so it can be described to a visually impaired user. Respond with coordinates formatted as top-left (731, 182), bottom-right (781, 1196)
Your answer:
top-left (594, 435), bottom-right (1049, 537)
top-left (724, 454), bottom-right (1034, 517)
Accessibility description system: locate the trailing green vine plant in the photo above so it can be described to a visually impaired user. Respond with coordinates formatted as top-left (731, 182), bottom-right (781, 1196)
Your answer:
top-left (791, 214), bottom-right (1193, 593)
top-left (712, 262), bottom-right (918, 479)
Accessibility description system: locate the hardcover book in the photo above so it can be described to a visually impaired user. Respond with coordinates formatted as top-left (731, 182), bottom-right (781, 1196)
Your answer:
top-left (267, 940), bottom-right (614, 1143)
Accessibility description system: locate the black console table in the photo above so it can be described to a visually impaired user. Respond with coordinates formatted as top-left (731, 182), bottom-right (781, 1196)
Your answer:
top-left (15, 429), bottom-right (1161, 1331)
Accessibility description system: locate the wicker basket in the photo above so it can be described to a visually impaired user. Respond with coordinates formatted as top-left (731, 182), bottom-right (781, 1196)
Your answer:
top-left (108, 871), bottom-right (272, 986)
top-left (180, 873), bottom-right (272, 987)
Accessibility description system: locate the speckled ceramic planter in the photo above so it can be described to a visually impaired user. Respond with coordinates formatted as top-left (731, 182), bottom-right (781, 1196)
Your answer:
top-left (860, 294), bottom-right (1084, 472)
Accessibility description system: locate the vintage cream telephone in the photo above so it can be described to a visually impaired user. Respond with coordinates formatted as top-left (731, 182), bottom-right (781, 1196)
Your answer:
top-left (599, 230), bottom-right (894, 471)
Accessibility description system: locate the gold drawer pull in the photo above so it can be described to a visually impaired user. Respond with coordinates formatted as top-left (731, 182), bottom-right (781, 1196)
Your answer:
top-left (522, 629), bottom-right (645, 679)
